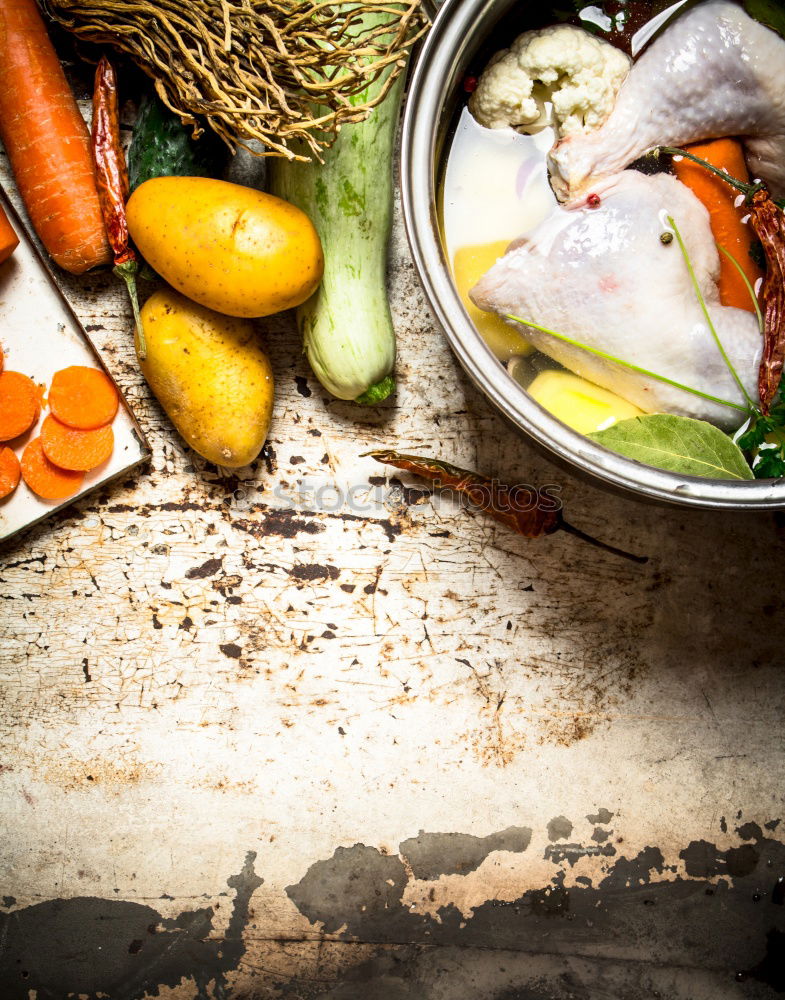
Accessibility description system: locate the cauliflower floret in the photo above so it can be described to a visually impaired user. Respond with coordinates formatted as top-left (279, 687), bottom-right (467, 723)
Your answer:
top-left (469, 24), bottom-right (631, 137)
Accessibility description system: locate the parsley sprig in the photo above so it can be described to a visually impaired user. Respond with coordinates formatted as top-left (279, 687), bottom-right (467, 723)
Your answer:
top-left (736, 403), bottom-right (785, 478)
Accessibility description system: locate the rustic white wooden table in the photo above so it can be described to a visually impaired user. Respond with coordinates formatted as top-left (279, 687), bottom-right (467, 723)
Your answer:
top-left (1, 99), bottom-right (785, 999)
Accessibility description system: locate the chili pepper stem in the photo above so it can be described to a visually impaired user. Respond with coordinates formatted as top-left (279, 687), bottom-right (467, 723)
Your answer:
top-left (558, 518), bottom-right (648, 563)
top-left (114, 260), bottom-right (146, 359)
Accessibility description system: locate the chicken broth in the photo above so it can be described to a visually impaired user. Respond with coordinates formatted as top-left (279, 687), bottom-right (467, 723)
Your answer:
top-left (440, 107), bottom-right (557, 361)
top-left (440, 0), bottom-right (785, 477)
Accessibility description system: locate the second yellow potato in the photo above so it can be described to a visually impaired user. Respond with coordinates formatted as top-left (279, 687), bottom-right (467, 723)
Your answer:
top-left (127, 177), bottom-right (324, 318)
top-left (139, 288), bottom-right (274, 468)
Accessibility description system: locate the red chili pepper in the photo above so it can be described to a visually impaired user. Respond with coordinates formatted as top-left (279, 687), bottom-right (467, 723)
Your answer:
top-left (749, 188), bottom-right (785, 414)
top-left (463, 75), bottom-right (478, 94)
top-left (91, 56), bottom-right (146, 358)
top-left (366, 451), bottom-right (647, 562)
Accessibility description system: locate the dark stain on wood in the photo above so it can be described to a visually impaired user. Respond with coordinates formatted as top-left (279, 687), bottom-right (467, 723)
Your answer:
top-left (289, 563), bottom-right (340, 583)
top-left (0, 853), bottom-right (262, 1000)
top-left (185, 557), bottom-right (224, 580)
top-left (220, 643), bottom-right (243, 659)
top-left (234, 510), bottom-right (324, 540)
top-left (285, 820), bottom-right (785, 991)
top-left (400, 827), bottom-right (532, 879)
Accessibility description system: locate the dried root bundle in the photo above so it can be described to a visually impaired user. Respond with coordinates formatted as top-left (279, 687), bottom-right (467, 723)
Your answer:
top-left (43, 0), bottom-right (428, 159)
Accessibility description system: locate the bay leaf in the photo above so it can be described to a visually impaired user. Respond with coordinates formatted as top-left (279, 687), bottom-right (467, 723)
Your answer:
top-left (589, 414), bottom-right (754, 480)
top-left (743, 0), bottom-right (785, 39)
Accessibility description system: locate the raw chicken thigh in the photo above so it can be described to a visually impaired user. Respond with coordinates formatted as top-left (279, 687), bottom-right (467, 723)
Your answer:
top-left (549, 0), bottom-right (785, 202)
top-left (470, 170), bottom-right (761, 428)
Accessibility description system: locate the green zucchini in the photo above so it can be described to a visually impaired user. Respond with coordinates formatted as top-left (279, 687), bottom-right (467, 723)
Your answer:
top-left (128, 92), bottom-right (226, 192)
top-left (270, 16), bottom-right (405, 404)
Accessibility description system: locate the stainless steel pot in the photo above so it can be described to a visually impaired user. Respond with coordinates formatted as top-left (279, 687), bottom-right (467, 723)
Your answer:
top-left (400, 0), bottom-right (785, 509)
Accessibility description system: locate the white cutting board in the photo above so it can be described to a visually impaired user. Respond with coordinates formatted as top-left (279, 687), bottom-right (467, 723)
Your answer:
top-left (0, 186), bottom-right (149, 544)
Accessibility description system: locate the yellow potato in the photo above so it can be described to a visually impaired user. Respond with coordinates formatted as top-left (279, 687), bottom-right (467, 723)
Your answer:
top-left (139, 288), bottom-right (274, 468)
top-left (452, 242), bottom-right (534, 360)
top-left (528, 371), bottom-right (643, 435)
top-left (127, 177), bottom-right (324, 318)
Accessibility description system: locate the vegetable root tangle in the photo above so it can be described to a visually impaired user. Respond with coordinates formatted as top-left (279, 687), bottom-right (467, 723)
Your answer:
top-left (43, 0), bottom-right (428, 160)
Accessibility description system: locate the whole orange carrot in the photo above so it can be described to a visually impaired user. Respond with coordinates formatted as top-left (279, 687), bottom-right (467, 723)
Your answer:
top-left (0, 0), bottom-right (110, 274)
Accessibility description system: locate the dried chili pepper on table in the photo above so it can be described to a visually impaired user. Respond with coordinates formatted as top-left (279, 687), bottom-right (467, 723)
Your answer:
top-left (367, 451), bottom-right (648, 563)
top-left (91, 56), bottom-right (146, 358)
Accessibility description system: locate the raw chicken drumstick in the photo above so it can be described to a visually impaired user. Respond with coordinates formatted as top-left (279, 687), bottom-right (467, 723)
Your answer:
top-left (549, 0), bottom-right (785, 203)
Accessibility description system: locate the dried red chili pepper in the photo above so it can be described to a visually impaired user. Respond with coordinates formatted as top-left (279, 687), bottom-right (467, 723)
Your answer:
top-left (367, 451), bottom-right (647, 563)
top-left (91, 56), bottom-right (146, 358)
top-left (749, 188), bottom-right (785, 414)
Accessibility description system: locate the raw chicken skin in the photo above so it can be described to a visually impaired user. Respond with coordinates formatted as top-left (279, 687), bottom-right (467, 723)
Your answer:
top-left (549, 0), bottom-right (785, 202)
top-left (470, 171), bottom-right (761, 428)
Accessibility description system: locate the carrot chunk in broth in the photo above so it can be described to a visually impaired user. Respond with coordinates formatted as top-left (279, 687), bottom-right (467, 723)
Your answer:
top-left (673, 139), bottom-right (764, 312)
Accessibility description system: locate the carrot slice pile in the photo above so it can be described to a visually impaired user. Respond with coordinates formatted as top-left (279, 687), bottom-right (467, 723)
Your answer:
top-left (0, 370), bottom-right (39, 441)
top-left (41, 414), bottom-right (114, 471)
top-left (49, 365), bottom-right (118, 429)
top-left (2, 362), bottom-right (120, 504)
top-left (0, 446), bottom-right (20, 499)
top-left (21, 437), bottom-right (84, 500)
top-left (673, 138), bottom-right (764, 312)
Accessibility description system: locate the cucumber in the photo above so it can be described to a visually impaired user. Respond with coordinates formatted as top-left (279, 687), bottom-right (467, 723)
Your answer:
top-left (270, 16), bottom-right (405, 404)
top-left (128, 92), bottom-right (226, 192)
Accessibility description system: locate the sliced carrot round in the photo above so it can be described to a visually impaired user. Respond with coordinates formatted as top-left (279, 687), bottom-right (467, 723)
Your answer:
top-left (0, 445), bottom-right (20, 499)
top-left (49, 366), bottom-right (119, 429)
top-left (41, 413), bottom-right (113, 471)
top-left (0, 370), bottom-right (39, 441)
top-left (21, 437), bottom-right (84, 500)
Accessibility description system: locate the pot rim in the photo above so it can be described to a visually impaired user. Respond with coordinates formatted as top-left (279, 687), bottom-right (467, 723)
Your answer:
top-left (400, 0), bottom-right (785, 510)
